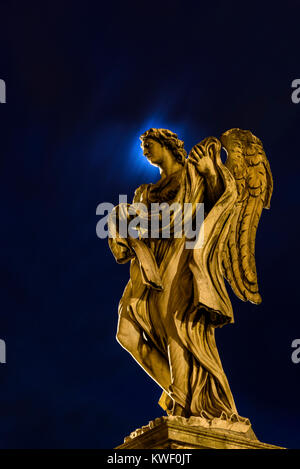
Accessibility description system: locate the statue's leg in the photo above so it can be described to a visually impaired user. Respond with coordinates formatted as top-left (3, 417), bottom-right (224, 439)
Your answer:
top-left (167, 335), bottom-right (192, 416)
top-left (181, 314), bottom-right (238, 417)
top-left (116, 313), bottom-right (171, 395)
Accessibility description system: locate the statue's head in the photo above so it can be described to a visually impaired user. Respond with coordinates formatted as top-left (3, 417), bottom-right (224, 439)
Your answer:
top-left (140, 128), bottom-right (187, 167)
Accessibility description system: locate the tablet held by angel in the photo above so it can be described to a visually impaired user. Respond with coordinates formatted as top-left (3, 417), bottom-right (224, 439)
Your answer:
top-left (108, 127), bottom-right (273, 421)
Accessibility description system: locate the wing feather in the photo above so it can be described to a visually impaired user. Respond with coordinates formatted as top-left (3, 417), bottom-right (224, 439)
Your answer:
top-left (220, 129), bottom-right (273, 305)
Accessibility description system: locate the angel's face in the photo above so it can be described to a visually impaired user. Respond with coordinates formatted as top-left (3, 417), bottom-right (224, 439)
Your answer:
top-left (142, 138), bottom-right (165, 167)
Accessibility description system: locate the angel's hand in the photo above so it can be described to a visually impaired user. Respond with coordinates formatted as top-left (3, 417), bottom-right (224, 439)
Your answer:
top-left (189, 146), bottom-right (217, 180)
top-left (115, 242), bottom-right (135, 264)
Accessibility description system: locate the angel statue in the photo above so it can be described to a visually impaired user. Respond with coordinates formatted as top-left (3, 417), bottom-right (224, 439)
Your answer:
top-left (108, 128), bottom-right (273, 420)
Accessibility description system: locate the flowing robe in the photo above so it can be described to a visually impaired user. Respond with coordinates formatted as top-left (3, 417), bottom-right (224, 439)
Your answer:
top-left (108, 157), bottom-right (239, 418)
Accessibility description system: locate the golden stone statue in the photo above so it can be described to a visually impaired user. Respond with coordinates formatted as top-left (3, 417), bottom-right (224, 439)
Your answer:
top-left (108, 128), bottom-right (273, 425)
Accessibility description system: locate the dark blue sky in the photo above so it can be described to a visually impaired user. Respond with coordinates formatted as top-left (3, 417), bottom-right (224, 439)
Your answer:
top-left (0, 0), bottom-right (299, 449)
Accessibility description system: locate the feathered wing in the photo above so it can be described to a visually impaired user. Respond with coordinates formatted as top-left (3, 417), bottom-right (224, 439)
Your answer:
top-left (220, 128), bottom-right (273, 304)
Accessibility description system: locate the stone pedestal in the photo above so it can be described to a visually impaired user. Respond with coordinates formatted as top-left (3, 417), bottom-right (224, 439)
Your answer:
top-left (116, 415), bottom-right (284, 449)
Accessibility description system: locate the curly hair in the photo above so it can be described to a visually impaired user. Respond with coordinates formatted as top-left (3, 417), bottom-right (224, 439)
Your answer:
top-left (140, 128), bottom-right (187, 165)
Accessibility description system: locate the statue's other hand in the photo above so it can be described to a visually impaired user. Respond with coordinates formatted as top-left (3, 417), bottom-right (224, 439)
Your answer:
top-left (189, 146), bottom-right (217, 180)
top-left (117, 244), bottom-right (134, 263)
top-left (109, 238), bottom-right (135, 264)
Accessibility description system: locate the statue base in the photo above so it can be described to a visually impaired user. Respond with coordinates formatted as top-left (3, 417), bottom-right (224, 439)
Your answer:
top-left (116, 415), bottom-right (284, 449)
